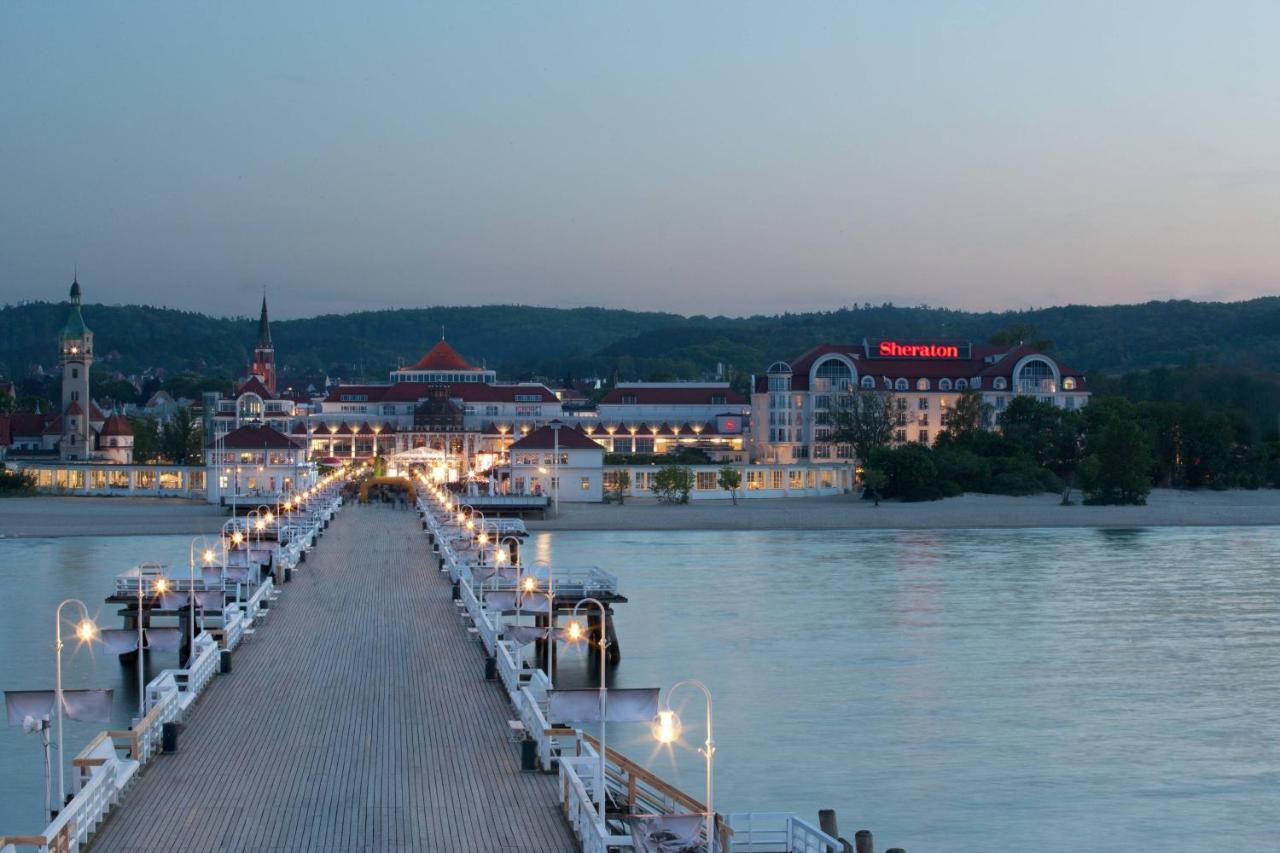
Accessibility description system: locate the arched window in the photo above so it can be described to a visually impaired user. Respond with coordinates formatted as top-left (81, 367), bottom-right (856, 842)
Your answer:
top-left (938, 378), bottom-right (952, 391)
top-left (767, 361), bottom-right (792, 392)
top-left (993, 377), bottom-right (1007, 391)
top-left (955, 378), bottom-right (968, 390)
top-left (916, 378), bottom-right (930, 391)
top-left (894, 378), bottom-right (909, 391)
top-left (238, 392), bottom-right (264, 422)
top-left (860, 375), bottom-right (875, 389)
top-left (813, 357), bottom-right (854, 392)
top-left (1015, 359), bottom-right (1057, 394)
top-left (1063, 377), bottom-right (1077, 391)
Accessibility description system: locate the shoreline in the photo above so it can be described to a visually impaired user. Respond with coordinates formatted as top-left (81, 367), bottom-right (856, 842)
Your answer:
top-left (1, 489), bottom-right (1277, 538)
top-left (526, 488), bottom-right (1280, 532)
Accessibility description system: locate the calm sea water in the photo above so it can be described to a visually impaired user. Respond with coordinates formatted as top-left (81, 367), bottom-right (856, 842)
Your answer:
top-left (1, 527), bottom-right (1277, 850)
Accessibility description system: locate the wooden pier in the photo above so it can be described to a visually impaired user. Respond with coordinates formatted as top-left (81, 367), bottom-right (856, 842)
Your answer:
top-left (89, 503), bottom-right (575, 852)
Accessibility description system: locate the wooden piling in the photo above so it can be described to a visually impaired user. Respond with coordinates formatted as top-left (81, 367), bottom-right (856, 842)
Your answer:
top-left (855, 829), bottom-right (874, 853)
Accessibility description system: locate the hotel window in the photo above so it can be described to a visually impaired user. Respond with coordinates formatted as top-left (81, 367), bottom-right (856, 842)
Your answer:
top-left (711, 395), bottom-right (726, 405)
top-left (995, 397), bottom-right (1006, 409)
top-left (789, 470), bottom-right (804, 489)
top-left (836, 444), bottom-right (853, 458)
top-left (485, 405), bottom-right (499, 416)
top-left (746, 471), bottom-right (765, 490)
top-left (916, 378), bottom-right (930, 391)
top-left (860, 375), bottom-right (876, 389)
top-left (894, 378), bottom-right (909, 391)
top-left (939, 378), bottom-right (952, 391)
top-left (635, 437), bottom-right (654, 454)
top-left (994, 377), bottom-right (1008, 390)
top-left (896, 398), bottom-right (908, 410)
top-left (956, 378), bottom-right (969, 390)
top-left (895, 429), bottom-right (907, 443)
top-left (621, 395), bottom-right (637, 405)
top-left (603, 471), bottom-right (627, 491)
top-left (696, 471), bottom-right (717, 490)
top-left (1063, 377), bottom-right (1077, 390)
top-left (918, 398), bottom-right (929, 410)
top-left (770, 469), bottom-right (784, 489)
top-left (813, 445), bottom-right (831, 458)
top-left (918, 430), bottom-right (929, 443)
top-left (580, 477), bottom-right (591, 491)
top-left (919, 414), bottom-right (929, 426)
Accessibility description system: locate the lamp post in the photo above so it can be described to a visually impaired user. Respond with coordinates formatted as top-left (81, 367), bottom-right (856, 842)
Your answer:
top-left (187, 537), bottom-right (218, 666)
top-left (651, 680), bottom-right (716, 848)
top-left (54, 598), bottom-right (98, 814)
top-left (550, 420), bottom-right (562, 517)
top-left (137, 572), bottom-right (170, 720)
top-left (567, 597), bottom-right (609, 816)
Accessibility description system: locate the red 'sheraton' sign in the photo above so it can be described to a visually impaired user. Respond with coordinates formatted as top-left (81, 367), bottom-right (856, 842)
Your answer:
top-left (877, 341), bottom-right (961, 358)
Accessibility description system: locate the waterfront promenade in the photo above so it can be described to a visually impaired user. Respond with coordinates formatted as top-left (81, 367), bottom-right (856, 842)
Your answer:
top-left (90, 503), bottom-right (574, 852)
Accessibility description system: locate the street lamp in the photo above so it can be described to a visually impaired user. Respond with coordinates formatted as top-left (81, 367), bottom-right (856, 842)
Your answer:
top-left (54, 598), bottom-right (98, 813)
top-left (187, 536), bottom-right (219, 666)
top-left (137, 573), bottom-right (171, 720)
top-left (651, 680), bottom-right (716, 848)
top-left (566, 597), bottom-right (609, 815)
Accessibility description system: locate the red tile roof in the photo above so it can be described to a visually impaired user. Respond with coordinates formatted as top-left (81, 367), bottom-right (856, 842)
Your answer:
top-left (322, 382), bottom-right (557, 404)
top-left (7, 414), bottom-right (48, 436)
top-left (64, 400), bottom-right (84, 417)
top-left (211, 425), bottom-right (301, 450)
top-left (99, 414), bottom-right (133, 437)
top-left (509, 423), bottom-right (604, 451)
top-left (409, 339), bottom-right (472, 371)
top-left (599, 386), bottom-right (747, 406)
top-left (235, 377), bottom-right (274, 399)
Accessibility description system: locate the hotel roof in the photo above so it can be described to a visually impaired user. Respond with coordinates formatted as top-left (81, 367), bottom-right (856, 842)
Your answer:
top-left (212, 425), bottom-right (301, 450)
top-left (756, 342), bottom-right (1088, 392)
top-left (598, 385), bottom-right (747, 406)
top-left (323, 382), bottom-right (557, 404)
top-left (509, 423), bottom-right (604, 451)
top-left (408, 338), bottom-right (474, 372)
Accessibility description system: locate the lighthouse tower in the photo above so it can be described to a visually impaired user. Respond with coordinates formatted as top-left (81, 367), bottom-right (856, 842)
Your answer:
top-left (59, 274), bottom-right (94, 460)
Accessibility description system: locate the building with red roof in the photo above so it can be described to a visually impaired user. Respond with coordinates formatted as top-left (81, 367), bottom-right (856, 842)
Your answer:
top-left (389, 336), bottom-right (497, 384)
top-left (751, 338), bottom-right (1089, 464)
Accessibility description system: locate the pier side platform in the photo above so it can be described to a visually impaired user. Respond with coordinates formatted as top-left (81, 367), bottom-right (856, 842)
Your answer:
top-left (89, 503), bottom-right (575, 852)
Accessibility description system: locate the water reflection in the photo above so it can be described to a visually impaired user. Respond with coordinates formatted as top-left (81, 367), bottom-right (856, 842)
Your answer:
top-left (539, 526), bottom-right (1280, 852)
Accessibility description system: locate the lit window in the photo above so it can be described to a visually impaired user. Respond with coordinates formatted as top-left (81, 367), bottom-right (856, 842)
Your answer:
top-left (1063, 377), bottom-right (1077, 390)
top-left (916, 378), bottom-right (930, 391)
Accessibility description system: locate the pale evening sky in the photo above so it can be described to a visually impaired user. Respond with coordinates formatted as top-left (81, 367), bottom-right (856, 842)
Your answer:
top-left (2, 1), bottom-right (1279, 318)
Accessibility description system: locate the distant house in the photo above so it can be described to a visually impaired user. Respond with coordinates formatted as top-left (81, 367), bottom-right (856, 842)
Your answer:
top-left (507, 422), bottom-right (604, 502)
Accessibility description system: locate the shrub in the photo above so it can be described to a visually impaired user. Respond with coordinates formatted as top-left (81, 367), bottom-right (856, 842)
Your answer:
top-left (651, 464), bottom-right (694, 504)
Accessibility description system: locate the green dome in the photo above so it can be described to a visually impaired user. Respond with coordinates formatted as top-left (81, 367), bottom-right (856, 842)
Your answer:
top-left (60, 275), bottom-right (90, 340)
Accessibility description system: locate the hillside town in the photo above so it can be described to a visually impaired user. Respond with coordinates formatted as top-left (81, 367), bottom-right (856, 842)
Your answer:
top-left (2, 278), bottom-right (1093, 505)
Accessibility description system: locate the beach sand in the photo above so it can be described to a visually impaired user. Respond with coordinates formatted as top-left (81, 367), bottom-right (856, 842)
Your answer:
top-left (0, 496), bottom-right (227, 538)
top-left (528, 488), bottom-right (1280, 532)
top-left (2, 489), bottom-right (1277, 538)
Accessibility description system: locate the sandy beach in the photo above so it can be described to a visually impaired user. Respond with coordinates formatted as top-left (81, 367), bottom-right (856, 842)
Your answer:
top-left (0, 496), bottom-right (227, 538)
top-left (1, 489), bottom-right (1277, 538)
top-left (528, 488), bottom-right (1280, 531)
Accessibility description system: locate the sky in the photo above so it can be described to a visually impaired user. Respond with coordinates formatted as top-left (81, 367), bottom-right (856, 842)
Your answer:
top-left (2, 1), bottom-right (1279, 319)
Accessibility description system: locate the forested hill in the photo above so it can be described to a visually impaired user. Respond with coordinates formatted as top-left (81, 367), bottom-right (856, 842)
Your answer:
top-left (2, 298), bottom-right (1279, 383)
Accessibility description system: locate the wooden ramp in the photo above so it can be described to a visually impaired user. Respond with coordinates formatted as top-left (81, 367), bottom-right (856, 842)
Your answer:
top-left (89, 503), bottom-right (575, 852)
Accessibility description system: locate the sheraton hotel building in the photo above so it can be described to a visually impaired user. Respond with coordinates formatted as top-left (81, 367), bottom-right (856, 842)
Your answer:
top-left (750, 339), bottom-right (1089, 464)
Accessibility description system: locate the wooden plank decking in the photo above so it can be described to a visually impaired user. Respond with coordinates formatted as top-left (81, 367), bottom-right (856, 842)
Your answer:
top-left (90, 503), bottom-right (575, 852)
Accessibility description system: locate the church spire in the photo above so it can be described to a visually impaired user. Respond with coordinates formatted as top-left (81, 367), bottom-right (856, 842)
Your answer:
top-left (257, 293), bottom-right (272, 347)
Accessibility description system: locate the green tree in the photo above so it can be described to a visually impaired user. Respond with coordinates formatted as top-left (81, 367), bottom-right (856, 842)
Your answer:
top-left (869, 444), bottom-right (940, 502)
top-left (129, 417), bottom-right (161, 463)
top-left (829, 390), bottom-right (897, 464)
top-left (158, 407), bottom-right (203, 464)
top-left (1080, 416), bottom-right (1153, 505)
top-left (860, 467), bottom-right (888, 506)
top-left (941, 389), bottom-right (990, 438)
top-left (717, 466), bottom-right (741, 505)
top-left (652, 464), bottom-right (693, 504)
top-left (609, 469), bottom-right (631, 504)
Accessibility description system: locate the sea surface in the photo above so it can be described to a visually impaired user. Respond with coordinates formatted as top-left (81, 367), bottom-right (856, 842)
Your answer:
top-left (1, 527), bottom-right (1278, 850)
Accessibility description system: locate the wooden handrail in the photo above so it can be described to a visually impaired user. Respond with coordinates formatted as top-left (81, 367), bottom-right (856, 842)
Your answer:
top-left (581, 732), bottom-right (707, 813)
top-left (72, 731), bottom-right (112, 768)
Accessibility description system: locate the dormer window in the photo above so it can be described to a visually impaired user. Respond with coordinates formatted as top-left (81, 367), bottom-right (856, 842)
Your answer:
top-left (994, 377), bottom-right (1008, 390)
top-left (710, 395), bottom-right (726, 406)
top-left (1063, 377), bottom-right (1077, 391)
top-left (622, 395), bottom-right (637, 405)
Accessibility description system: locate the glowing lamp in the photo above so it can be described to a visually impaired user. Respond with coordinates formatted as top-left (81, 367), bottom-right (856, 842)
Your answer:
top-left (75, 619), bottom-right (98, 643)
top-left (651, 710), bottom-right (681, 745)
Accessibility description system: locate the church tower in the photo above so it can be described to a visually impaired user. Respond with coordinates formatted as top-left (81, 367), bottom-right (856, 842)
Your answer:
top-left (59, 274), bottom-right (94, 460)
top-left (249, 294), bottom-right (277, 395)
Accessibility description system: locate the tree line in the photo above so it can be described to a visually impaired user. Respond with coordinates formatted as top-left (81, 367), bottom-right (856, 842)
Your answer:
top-left (837, 390), bottom-right (1275, 506)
